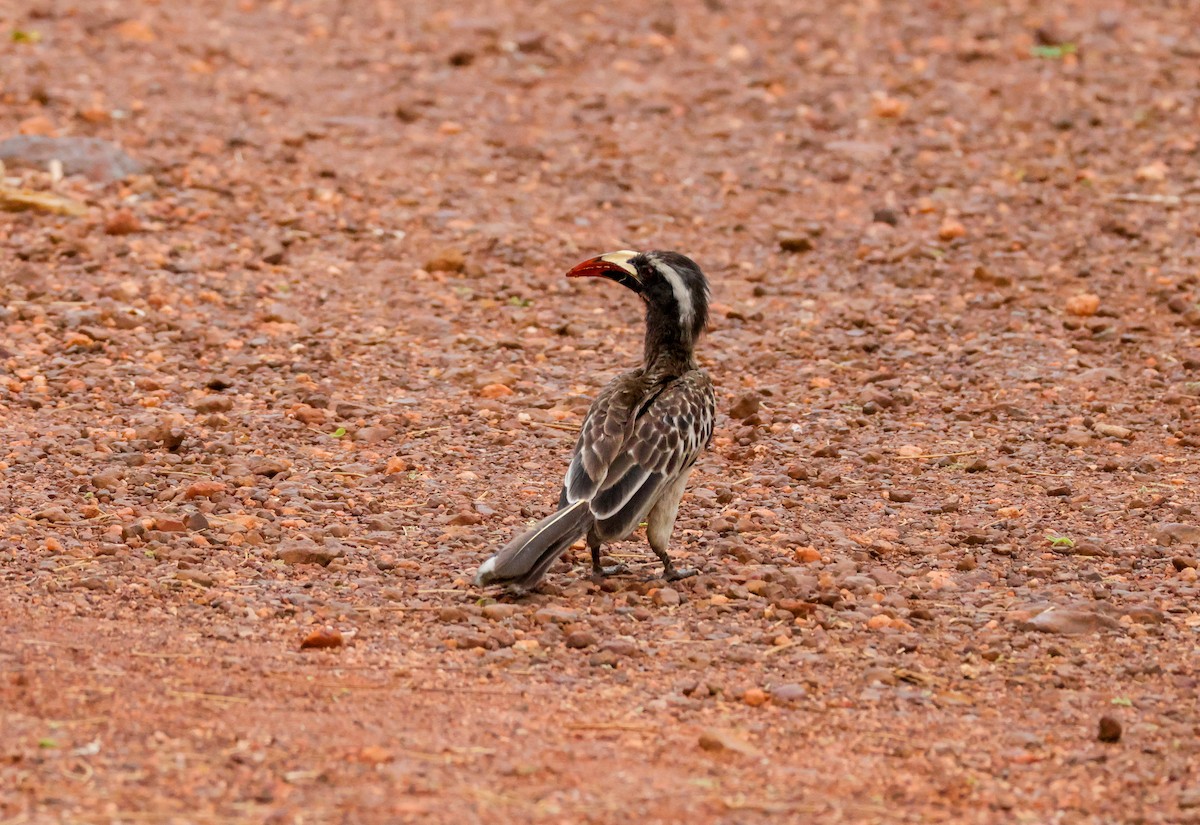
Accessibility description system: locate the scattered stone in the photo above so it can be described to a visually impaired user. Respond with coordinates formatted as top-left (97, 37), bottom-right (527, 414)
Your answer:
top-left (0, 135), bottom-right (143, 182)
top-left (479, 384), bottom-right (513, 399)
top-left (193, 395), bottom-right (234, 414)
top-left (300, 628), bottom-right (344, 650)
top-left (33, 506), bottom-right (71, 523)
top-left (1181, 788), bottom-right (1200, 810)
top-left (1052, 428), bottom-right (1093, 447)
top-left (565, 630), bottom-right (598, 649)
top-left (175, 569), bottom-right (213, 587)
top-left (153, 517), bottom-right (187, 533)
top-left (776, 598), bottom-right (817, 617)
top-left (1171, 556), bottom-right (1199, 571)
top-left (185, 511), bottom-right (209, 531)
top-left (793, 547), bottom-right (821, 564)
top-left (353, 425), bottom-right (394, 445)
top-left (184, 480), bottom-right (225, 500)
top-left (599, 637), bottom-right (639, 657)
top-left (888, 490), bottom-right (914, 503)
top-left (729, 392), bottom-right (761, 420)
top-left (1122, 606), bottom-right (1165, 625)
top-left (1065, 293), bottom-right (1101, 317)
top-left (778, 235), bottom-right (813, 253)
top-left (768, 683), bottom-right (806, 704)
top-left (652, 587), bottom-right (680, 607)
top-left (250, 457), bottom-right (289, 477)
top-left (872, 207), bottom-right (900, 226)
top-left (1154, 523), bottom-right (1200, 546)
top-left (741, 688), bottom-right (769, 707)
top-left (104, 209), bottom-right (142, 235)
top-left (384, 457), bottom-right (409, 474)
top-left (438, 607), bottom-right (468, 623)
top-left (785, 463), bottom-right (810, 480)
top-left (1097, 715), bottom-right (1122, 743)
top-left (1093, 422), bottom-right (1132, 440)
top-left (698, 728), bottom-right (761, 757)
top-left (91, 471), bottom-right (123, 490)
top-left (260, 238), bottom-right (286, 265)
top-left (482, 603), bottom-right (519, 621)
top-left (1022, 607), bottom-right (1120, 636)
top-left (938, 218), bottom-right (966, 241)
top-left (425, 248), bottom-right (466, 273)
top-left (278, 538), bottom-right (342, 566)
top-left (533, 607), bottom-right (579, 624)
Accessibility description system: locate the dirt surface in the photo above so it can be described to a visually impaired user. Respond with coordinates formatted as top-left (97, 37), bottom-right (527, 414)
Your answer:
top-left (2, 1), bottom-right (1200, 823)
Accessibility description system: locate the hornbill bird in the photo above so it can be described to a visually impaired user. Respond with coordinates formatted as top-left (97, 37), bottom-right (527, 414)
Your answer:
top-left (475, 249), bottom-right (715, 591)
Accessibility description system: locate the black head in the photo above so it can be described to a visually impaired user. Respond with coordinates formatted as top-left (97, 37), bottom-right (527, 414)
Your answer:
top-left (566, 249), bottom-right (710, 344)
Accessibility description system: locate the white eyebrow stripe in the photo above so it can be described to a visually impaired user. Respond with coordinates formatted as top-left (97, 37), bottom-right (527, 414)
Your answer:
top-left (650, 257), bottom-right (695, 332)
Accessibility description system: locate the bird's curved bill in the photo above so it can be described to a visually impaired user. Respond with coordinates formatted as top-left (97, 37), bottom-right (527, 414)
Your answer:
top-left (566, 250), bottom-right (642, 292)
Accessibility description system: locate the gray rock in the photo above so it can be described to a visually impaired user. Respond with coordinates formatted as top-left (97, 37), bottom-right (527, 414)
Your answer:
top-left (0, 136), bottom-right (143, 182)
top-left (768, 683), bottom-right (807, 703)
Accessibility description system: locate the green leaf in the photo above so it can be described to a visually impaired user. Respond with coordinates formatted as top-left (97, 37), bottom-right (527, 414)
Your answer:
top-left (1111, 697), bottom-right (1133, 707)
top-left (11, 29), bottom-right (42, 43)
top-left (1031, 43), bottom-right (1077, 59)
top-left (37, 738), bottom-right (57, 749)
top-left (507, 296), bottom-right (533, 307)
top-left (331, 427), bottom-right (347, 438)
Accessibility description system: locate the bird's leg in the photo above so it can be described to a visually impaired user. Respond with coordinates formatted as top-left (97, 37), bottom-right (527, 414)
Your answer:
top-left (590, 539), bottom-right (629, 581)
top-left (650, 545), bottom-right (697, 582)
top-left (646, 474), bottom-right (696, 581)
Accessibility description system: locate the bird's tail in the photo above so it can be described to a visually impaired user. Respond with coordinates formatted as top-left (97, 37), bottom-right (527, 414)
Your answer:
top-left (475, 500), bottom-right (592, 589)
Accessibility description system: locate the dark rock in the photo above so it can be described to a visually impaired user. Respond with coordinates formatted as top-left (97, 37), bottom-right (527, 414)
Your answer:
top-left (1097, 715), bottom-right (1122, 743)
top-left (205, 374), bottom-right (235, 391)
top-left (779, 235), bottom-right (814, 253)
top-left (872, 207), bottom-right (900, 226)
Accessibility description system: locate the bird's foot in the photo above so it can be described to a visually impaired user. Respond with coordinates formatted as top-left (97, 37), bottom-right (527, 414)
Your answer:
top-left (590, 562), bottom-right (630, 582)
top-left (663, 565), bottom-right (697, 582)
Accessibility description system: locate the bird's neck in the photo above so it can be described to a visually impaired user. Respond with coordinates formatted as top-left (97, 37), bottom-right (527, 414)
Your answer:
top-left (643, 307), bottom-right (697, 375)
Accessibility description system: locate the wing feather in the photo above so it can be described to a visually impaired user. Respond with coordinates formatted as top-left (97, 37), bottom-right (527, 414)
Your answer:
top-left (584, 370), bottom-right (715, 541)
top-left (560, 367), bottom-right (714, 542)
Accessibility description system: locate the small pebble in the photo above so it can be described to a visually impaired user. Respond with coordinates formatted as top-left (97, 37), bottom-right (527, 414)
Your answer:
top-left (1097, 715), bottom-right (1122, 743)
